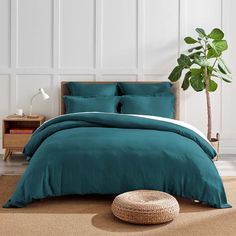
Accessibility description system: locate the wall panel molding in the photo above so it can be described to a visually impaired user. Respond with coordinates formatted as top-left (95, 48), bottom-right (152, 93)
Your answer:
top-left (95, 0), bottom-right (102, 80)
top-left (0, 74), bottom-right (11, 151)
top-left (101, 0), bottom-right (137, 70)
top-left (137, 0), bottom-right (144, 81)
top-left (0, 0), bottom-right (11, 68)
top-left (59, 0), bottom-right (95, 70)
top-left (16, 0), bottom-right (53, 69)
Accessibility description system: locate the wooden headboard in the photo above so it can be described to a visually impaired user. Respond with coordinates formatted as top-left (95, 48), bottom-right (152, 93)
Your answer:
top-left (60, 81), bottom-right (180, 120)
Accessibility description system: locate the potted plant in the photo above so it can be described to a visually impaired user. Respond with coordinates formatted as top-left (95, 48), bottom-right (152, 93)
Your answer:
top-left (168, 28), bottom-right (232, 155)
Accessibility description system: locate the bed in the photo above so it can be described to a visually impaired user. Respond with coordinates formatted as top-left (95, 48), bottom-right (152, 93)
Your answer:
top-left (4, 81), bottom-right (231, 208)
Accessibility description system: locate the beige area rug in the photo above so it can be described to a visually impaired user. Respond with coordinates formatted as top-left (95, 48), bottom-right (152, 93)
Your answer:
top-left (0, 176), bottom-right (235, 236)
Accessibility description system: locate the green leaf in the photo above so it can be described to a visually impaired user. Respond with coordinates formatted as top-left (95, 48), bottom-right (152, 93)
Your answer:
top-left (168, 66), bottom-right (184, 82)
top-left (177, 54), bottom-right (192, 68)
top-left (188, 46), bottom-right (203, 53)
top-left (218, 57), bottom-right (231, 74)
top-left (195, 28), bottom-right (206, 38)
top-left (213, 40), bottom-right (228, 52)
top-left (208, 41), bottom-right (217, 52)
top-left (194, 54), bottom-right (209, 67)
top-left (181, 71), bottom-right (191, 90)
top-left (191, 68), bottom-right (202, 76)
top-left (207, 48), bottom-right (221, 59)
top-left (218, 63), bottom-right (227, 74)
top-left (220, 73), bottom-right (232, 83)
top-left (209, 28), bottom-right (224, 40)
top-left (188, 51), bottom-right (202, 59)
top-left (190, 74), bottom-right (205, 91)
top-left (220, 74), bottom-right (232, 82)
top-left (213, 71), bottom-right (232, 83)
top-left (184, 37), bottom-right (198, 44)
top-left (207, 66), bottom-right (214, 77)
top-left (208, 79), bottom-right (218, 92)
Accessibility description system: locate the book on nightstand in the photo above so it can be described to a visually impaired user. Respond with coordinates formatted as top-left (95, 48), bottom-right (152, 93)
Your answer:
top-left (9, 128), bottom-right (34, 134)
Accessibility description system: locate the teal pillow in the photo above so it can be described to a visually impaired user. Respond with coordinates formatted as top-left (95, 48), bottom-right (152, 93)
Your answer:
top-left (67, 82), bottom-right (118, 97)
top-left (64, 96), bottom-right (119, 114)
top-left (118, 82), bottom-right (172, 95)
top-left (120, 93), bottom-right (175, 118)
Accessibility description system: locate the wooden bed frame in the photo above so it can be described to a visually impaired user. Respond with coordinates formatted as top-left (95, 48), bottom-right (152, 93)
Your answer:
top-left (60, 81), bottom-right (180, 120)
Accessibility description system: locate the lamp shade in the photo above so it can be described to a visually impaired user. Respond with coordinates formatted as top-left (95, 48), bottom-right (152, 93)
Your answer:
top-left (39, 88), bottom-right (50, 100)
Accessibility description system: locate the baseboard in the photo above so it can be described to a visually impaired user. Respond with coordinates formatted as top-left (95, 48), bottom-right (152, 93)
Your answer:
top-left (220, 139), bottom-right (236, 154)
top-left (220, 147), bottom-right (236, 155)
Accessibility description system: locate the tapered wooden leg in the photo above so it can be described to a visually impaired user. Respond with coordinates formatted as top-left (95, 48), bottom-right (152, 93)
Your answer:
top-left (8, 151), bottom-right (12, 160)
top-left (3, 149), bottom-right (11, 161)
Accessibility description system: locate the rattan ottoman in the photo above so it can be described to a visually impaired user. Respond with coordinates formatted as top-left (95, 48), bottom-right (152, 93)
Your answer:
top-left (111, 190), bottom-right (179, 225)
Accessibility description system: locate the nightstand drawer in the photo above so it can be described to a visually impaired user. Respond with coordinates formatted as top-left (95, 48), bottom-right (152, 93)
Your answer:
top-left (3, 134), bottom-right (31, 148)
top-left (2, 115), bottom-right (45, 160)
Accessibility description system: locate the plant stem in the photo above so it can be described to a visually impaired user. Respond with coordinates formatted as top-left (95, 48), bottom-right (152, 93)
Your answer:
top-left (212, 58), bottom-right (217, 68)
top-left (204, 67), bottom-right (212, 141)
top-left (202, 38), bottom-right (212, 141)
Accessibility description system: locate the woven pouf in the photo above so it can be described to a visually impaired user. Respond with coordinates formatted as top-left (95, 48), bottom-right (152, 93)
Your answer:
top-left (111, 190), bottom-right (179, 225)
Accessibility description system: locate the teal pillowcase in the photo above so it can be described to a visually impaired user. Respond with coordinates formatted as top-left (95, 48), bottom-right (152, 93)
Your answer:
top-left (118, 82), bottom-right (172, 95)
top-left (64, 96), bottom-right (119, 114)
top-left (67, 82), bottom-right (118, 97)
top-left (120, 93), bottom-right (175, 118)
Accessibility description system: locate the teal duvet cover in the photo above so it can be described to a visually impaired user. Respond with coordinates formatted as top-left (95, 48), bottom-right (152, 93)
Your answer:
top-left (4, 112), bottom-right (231, 208)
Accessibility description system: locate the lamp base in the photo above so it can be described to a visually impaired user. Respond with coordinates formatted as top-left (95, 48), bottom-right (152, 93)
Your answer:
top-left (27, 114), bottom-right (39, 119)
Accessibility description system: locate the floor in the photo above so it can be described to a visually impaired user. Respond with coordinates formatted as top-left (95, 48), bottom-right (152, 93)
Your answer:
top-left (1, 176), bottom-right (236, 236)
top-left (215, 154), bottom-right (236, 176)
top-left (0, 154), bottom-right (236, 176)
top-left (0, 154), bottom-right (28, 175)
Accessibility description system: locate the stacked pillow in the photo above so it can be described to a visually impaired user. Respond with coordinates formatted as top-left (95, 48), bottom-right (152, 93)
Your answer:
top-left (64, 96), bottom-right (119, 113)
top-left (118, 83), bottom-right (175, 118)
top-left (64, 82), bottom-right (119, 113)
top-left (63, 82), bottom-right (175, 118)
top-left (118, 82), bottom-right (172, 95)
top-left (67, 82), bottom-right (118, 97)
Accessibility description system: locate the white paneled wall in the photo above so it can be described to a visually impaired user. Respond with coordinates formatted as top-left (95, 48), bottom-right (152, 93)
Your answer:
top-left (102, 0), bottom-right (137, 70)
top-left (144, 0), bottom-right (179, 74)
top-left (17, 0), bottom-right (53, 68)
top-left (0, 0), bottom-right (235, 153)
top-left (60, 0), bottom-right (94, 69)
top-left (0, 0), bottom-right (10, 68)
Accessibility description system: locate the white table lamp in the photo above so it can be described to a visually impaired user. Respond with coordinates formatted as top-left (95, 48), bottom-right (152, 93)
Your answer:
top-left (29, 88), bottom-right (50, 118)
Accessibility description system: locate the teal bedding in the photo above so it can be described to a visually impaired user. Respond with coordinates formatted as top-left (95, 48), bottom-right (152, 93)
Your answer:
top-left (118, 82), bottom-right (172, 95)
top-left (63, 96), bottom-right (119, 113)
top-left (3, 112), bottom-right (231, 208)
top-left (120, 94), bottom-right (175, 118)
top-left (67, 82), bottom-right (118, 96)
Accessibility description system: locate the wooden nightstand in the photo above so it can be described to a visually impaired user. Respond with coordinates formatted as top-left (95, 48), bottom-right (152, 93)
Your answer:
top-left (2, 115), bottom-right (45, 160)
